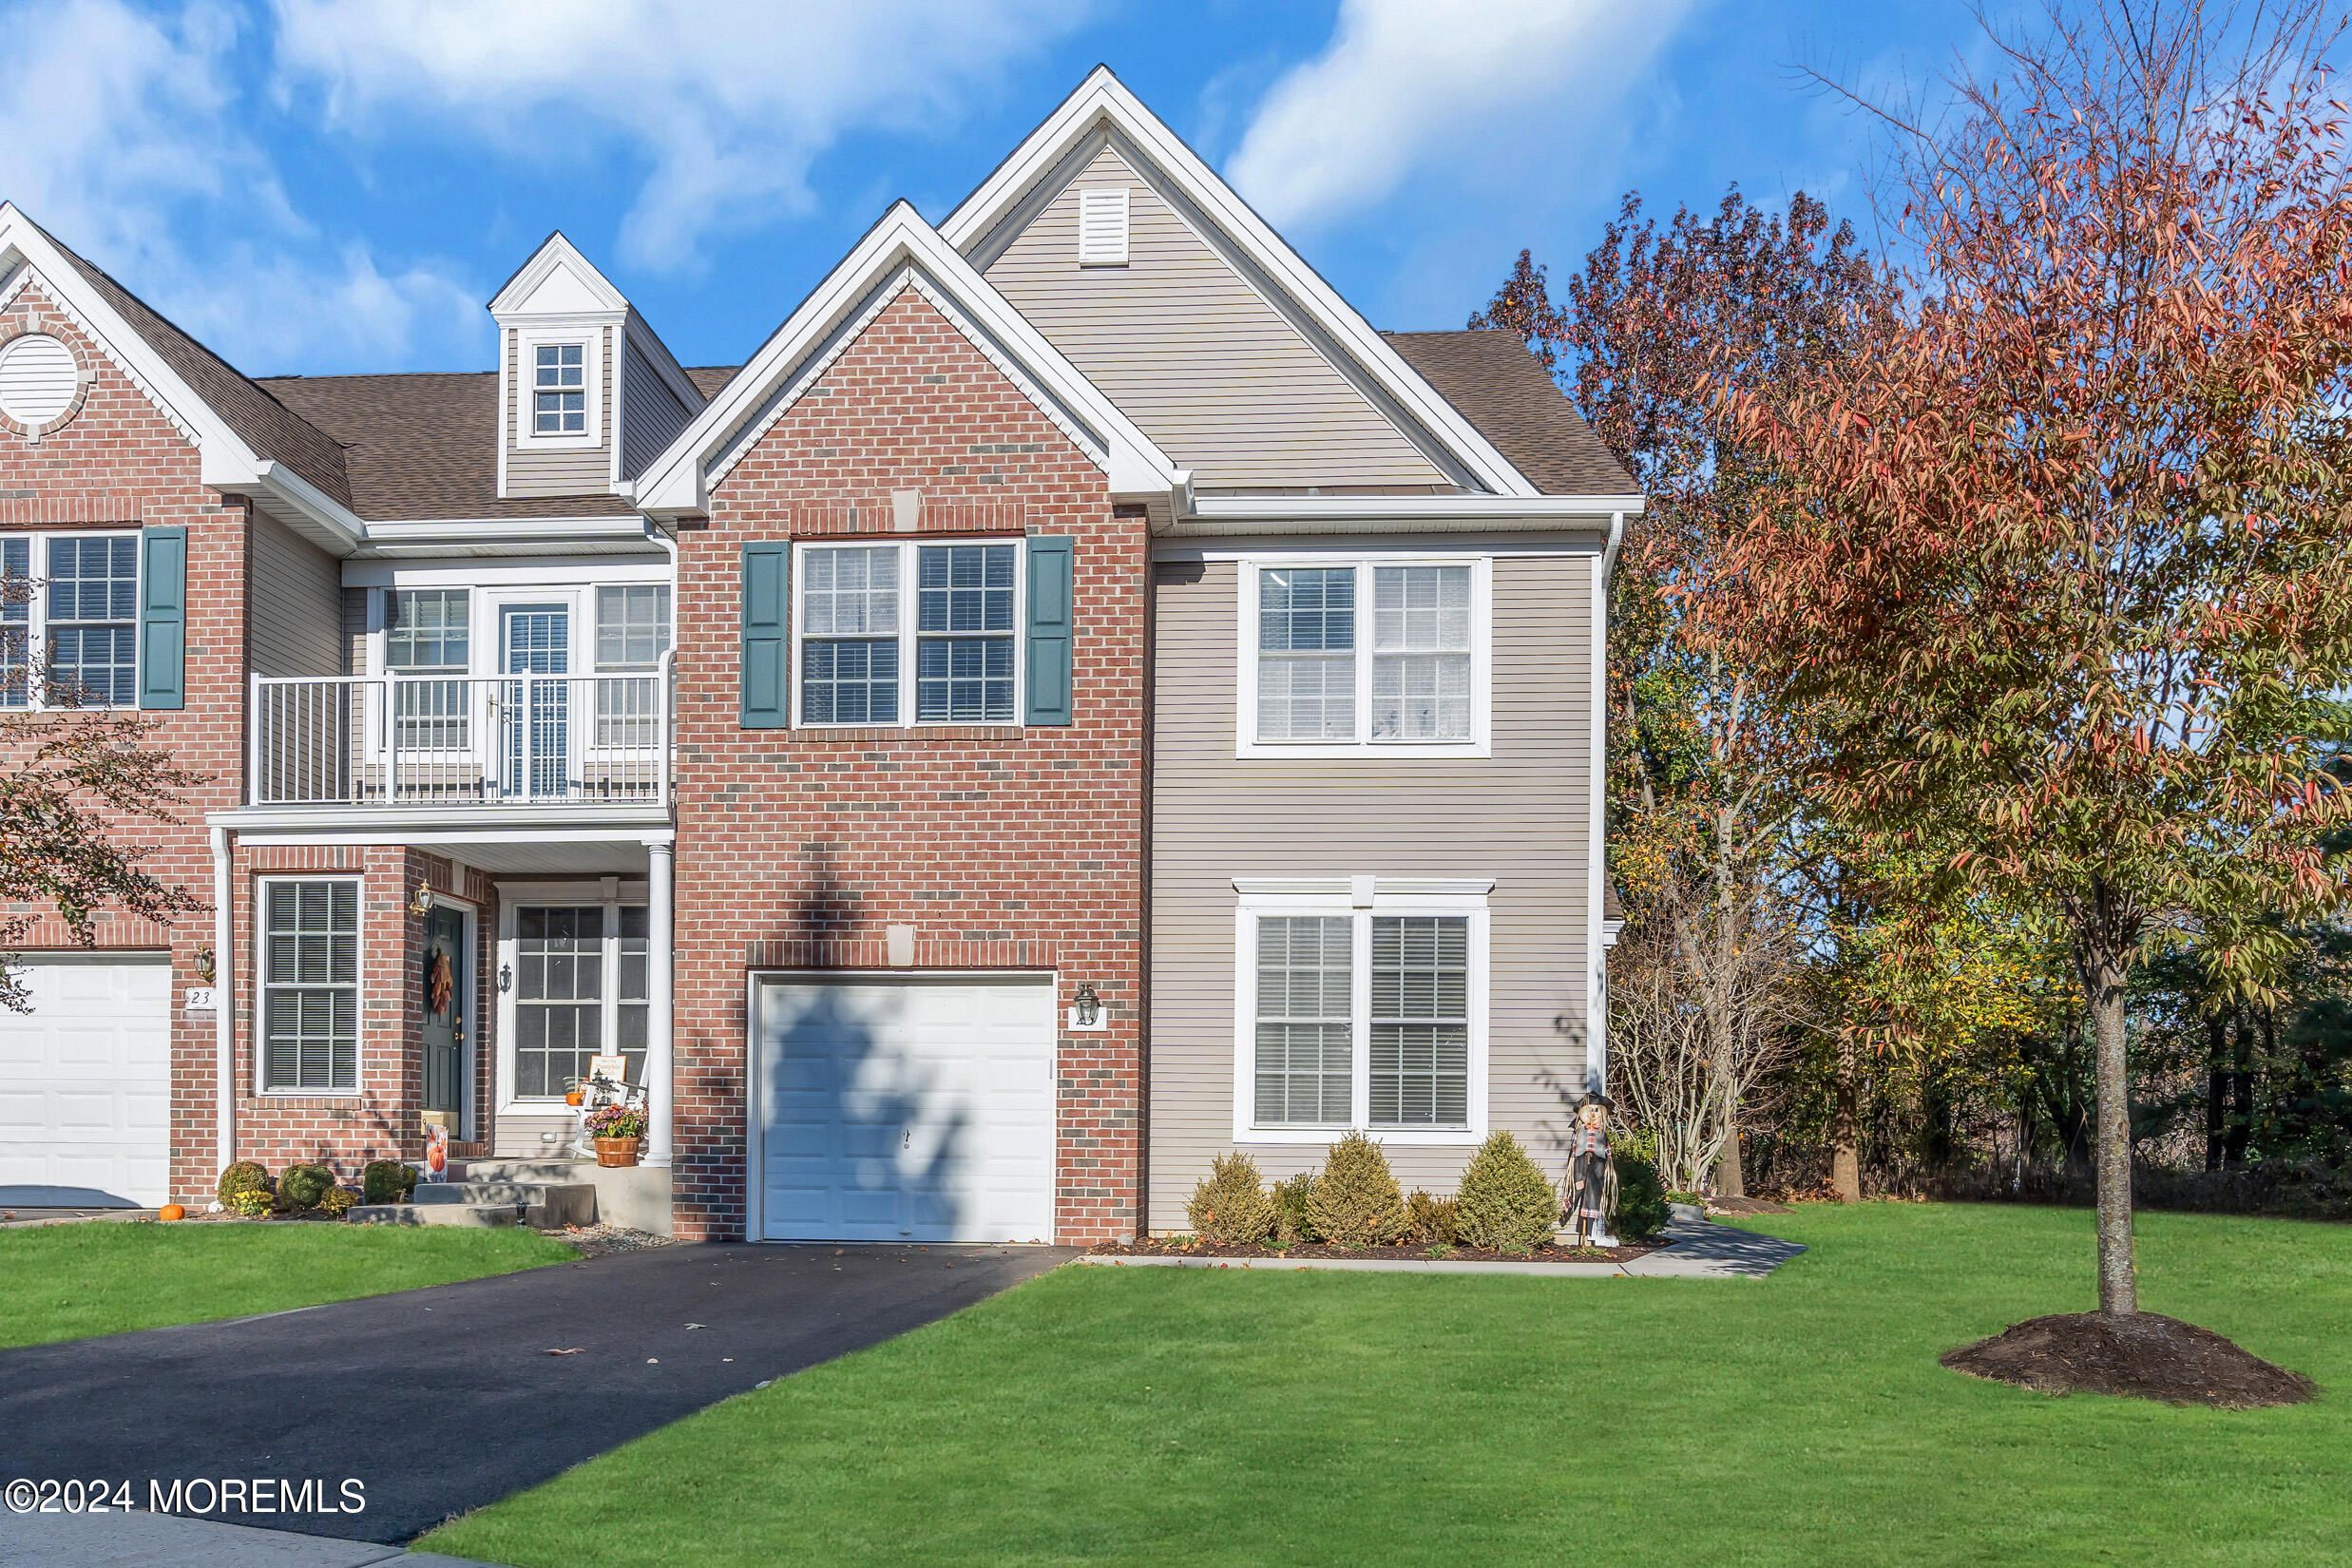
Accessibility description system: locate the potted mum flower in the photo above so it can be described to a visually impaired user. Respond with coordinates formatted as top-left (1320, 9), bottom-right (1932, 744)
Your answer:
top-left (583, 1102), bottom-right (647, 1167)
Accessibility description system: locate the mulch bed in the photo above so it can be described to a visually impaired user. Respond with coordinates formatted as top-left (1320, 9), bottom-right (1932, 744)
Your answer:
top-left (1941, 1311), bottom-right (2318, 1408)
top-left (537, 1222), bottom-right (676, 1256)
top-left (1090, 1236), bottom-right (1658, 1265)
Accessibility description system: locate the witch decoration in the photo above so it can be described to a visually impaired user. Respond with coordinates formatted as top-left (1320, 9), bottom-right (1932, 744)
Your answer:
top-left (1566, 1095), bottom-right (1617, 1248)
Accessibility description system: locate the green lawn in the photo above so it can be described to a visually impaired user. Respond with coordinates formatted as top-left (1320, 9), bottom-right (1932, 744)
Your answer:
top-left (424, 1203), bottom-right (2350, 1568)
top-left (0, 1220), bottom-right (578, 1348)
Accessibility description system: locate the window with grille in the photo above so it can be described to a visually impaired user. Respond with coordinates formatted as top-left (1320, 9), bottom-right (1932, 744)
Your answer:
top-left (594, 584), bottom-right (669, 746)
top-left (1253, 916), bottom-right (1353, 1125)
top-left (509, 901), bottom-right (650, 1099)
top-left (45, 535), bottom-right (138, 707)
top-left (799, 545), bottom-right (899, 725)
top-left (1246, 558), bottom-right (1485, 752)
top-left (1369, 916), bottom-right (1470, 1126)
top-left (387, 589), bottom-right (470, 750)
top-left (794, 540), bottom-right (1022, 727)
top-left (261, 880), bottom-right (359, 1092)
top-left (915, 543), bottom-right (1016, 722)
top-left (533, 342), bottom-right (586, 434)
top-left (0, 537), bottom-right (28, 709)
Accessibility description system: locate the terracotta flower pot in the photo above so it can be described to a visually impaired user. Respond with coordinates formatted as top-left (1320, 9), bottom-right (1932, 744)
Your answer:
top-left (594, 1136), bottom-right (641, 1169)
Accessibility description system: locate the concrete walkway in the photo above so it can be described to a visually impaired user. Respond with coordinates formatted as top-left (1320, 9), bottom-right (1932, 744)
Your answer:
top-left (0, 1241), bottom-right (1070, 1546)
top-left (0, 1510), bottom-right (506, 1567)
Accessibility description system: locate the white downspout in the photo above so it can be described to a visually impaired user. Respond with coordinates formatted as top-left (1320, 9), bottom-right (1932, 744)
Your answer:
top-left (210, 824), bottom-right (234, 1190)
top-left (644, 520), bottom-right (679, 1171)
top-left (1586, 512), bottom-right (1621, 1098)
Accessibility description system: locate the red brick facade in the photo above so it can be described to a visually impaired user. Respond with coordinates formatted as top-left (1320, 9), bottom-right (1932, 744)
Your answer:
top-left (670, 287), bottom-right (1148, 1243)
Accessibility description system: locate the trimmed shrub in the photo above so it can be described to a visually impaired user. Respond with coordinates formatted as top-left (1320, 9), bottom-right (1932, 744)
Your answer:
top-left (361, 1160), bottom-right (417, 1206)
top-left (1307, 1131), bottom-right (1407, 1246)
top-left (1403, 1189), bottom-right (1459, 1246)
top-left (223, 1187), bottom-right (274, 1218)
top-left (217, 1161), bottom-right (272, 1207)
top-left (316, 1186), bottom-right (359, 1219)
top-left (1186, 1153), bottom-right (1275, 1245)
top-left (277, 1163), bottom-right (336, 1211)
top-left (1270, 1172), bottom-right (1318, 1246)
top-left (1454, 1131), bottom-right (1560, 1253)
top-left (1612, 1151), bottom-right (1673, 1244)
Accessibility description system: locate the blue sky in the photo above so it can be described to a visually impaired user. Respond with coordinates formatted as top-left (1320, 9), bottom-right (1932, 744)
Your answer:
top-left (3, 1), bottom-right (1990, 378)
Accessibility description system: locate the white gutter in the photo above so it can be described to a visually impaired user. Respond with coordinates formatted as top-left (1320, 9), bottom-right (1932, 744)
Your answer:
top-left (242, 461), bottom-right (365, 554)
top-left (210, 824), bottom-right (234, 1191)
top-left (352, 516), bottom-right (660, 558)
top-left (1183, 493), bottom-right (1643, 524)
top-left (1601, 509), bottom-right (1627, 588)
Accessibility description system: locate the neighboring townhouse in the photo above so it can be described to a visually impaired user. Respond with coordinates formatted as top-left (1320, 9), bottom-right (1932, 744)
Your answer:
top-left (0, 68), bottom-right (1637, 1243)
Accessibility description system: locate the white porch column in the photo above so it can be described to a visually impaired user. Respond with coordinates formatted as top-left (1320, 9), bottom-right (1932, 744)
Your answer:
top-left (644, 837), bottom-right (675, 1167)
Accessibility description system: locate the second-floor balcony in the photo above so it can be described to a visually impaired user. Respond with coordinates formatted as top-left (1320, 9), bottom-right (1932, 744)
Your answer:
top-left (251, 665), bottom-right (671, 810)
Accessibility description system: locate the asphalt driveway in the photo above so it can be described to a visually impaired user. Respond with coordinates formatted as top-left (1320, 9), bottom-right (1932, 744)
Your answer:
top-left (0, 1240), bottom-right (1071, 1544)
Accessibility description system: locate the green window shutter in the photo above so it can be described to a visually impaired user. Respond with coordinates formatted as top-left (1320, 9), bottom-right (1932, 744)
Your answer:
top-left (740, 542), bottom-right (791, 728)
top-left (1024, 535), bottom-right (1074, 726)
top-left (138, 526), bottom-right (187, 711)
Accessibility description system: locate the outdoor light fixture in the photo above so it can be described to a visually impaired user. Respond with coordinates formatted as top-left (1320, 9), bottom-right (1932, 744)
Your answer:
top-left (409, 882), bottom-right (435, 917)
top-left (1069, 982), bottom-right (1105, 1031)
top-left (193, 946), bottom-right (215, 984)
top-left (498, 963), bottom-right (513, 994)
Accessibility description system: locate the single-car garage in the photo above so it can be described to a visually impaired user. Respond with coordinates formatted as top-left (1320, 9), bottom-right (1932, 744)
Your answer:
top-left (0, 955), bottom-right (173, 1208)
top-left (751, 973), bottom-right (1056, 1243)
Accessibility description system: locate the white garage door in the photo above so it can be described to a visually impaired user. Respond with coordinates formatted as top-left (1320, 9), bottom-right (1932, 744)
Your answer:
top-left (754, 974), bottom-right (1056, 1243)
top-left (0, 956), bottom-right (173, 1207)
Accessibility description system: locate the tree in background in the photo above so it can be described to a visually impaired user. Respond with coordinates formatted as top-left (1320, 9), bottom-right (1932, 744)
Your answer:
top-left (1700, 1), bottom-right (2352, 1315)
top-left (1474, 190), bottom-right (1890, 1195)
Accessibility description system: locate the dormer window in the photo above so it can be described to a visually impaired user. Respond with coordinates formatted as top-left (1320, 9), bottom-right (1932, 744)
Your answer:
top-left (534, 343), bottom-right (586, 435)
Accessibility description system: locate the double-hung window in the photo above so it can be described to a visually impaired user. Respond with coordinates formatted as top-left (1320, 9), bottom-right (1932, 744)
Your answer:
top-left (1236, 882), bottom-right (1486, 1143)
top-left (533, 343), bottom-right (586, 435)
top-left (796, 540), bottom-right (1019, 726)
top-left (386, 588), bottom-right (470, 751)
top-left (1243, 557), bottom-right (1487, 755)
top-left (593, 585), bottom-right (669, 748)
top-left (0, 531), bottom-right (141, 710)
top-left (260, 879), bottom-right (360, 1093)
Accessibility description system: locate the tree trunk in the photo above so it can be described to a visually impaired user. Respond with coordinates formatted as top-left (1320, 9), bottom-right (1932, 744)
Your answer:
top-left (2071, 895), bottom-right (2138, 1316)
top-left (1829, 1035), bottom-right (1863, 1202)
top-left (1714, 1121), bottom-right (1746, 1197)
top-left (2205, 1011), bottom-right (2229, 1173)
top-left (2226, 1010), bottom-right (2255, 1169)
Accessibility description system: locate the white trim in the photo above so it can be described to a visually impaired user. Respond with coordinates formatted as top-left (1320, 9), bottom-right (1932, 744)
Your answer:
top-left (1232, 877), bottom-right (1493, 902)
top-left (253, 873), bottom-right (365, 1098)
top-left (790, 536), bottom-right (1026, 730)
top-left (1181, 494), bottom-right (1642, 526)
top-left (1163, 535), bottom-right (1599, 562)
top-left (1230, 889), bottom-right (1490, 1148)
top-left (514, 325), bottom-right (604, 449)
top-left (1586, 550), bottom-right (1608, 1097)
top-left (344, 554), bottom-right (669, 589)
top-left (488, 232), bottom-right (630, 317)
top-left (937, 69), bottom-right (1541, 498)
top-left (493, 880), bottom-right (652, 1119)
top-left (1234, 553), bottom-right (1491, 760)
top-left (634, 201), bottom-right (1182, 516)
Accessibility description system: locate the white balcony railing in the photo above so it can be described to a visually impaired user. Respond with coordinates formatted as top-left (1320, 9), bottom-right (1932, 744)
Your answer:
top-left (250, 659), bottom-right (672, 809)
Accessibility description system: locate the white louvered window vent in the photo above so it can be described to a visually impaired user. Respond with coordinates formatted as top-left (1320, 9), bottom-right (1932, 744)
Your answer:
top-left (1077, 187), bottom-right (1130, 266)
top-left (0, 335), bottom-right (79, 430)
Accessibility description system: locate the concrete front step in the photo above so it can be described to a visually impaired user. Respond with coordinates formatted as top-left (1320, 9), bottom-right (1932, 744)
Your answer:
top-left (411, 1180), bottom-right (596, 1229)
top-left (439, 1157), bottom-right (672, 1235)
top-left (349, 1201), bottom-right (521, 1228)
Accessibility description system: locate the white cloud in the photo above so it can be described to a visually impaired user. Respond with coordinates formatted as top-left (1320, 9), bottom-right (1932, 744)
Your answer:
top-left (0, 0), bottom-right (479, 373)
top-left (268, 0), bottom-right (1097, 274)
top-left (1228, 0), bottom-right (1694, 233)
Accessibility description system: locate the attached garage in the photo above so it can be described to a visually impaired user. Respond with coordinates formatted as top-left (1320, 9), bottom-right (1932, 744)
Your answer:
top-left (0, 955), bottom-right (173, 1207)
top-left (751, 973), bottom-right (1057, 1243)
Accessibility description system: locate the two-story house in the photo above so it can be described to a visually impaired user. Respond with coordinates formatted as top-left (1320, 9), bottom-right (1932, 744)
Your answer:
top-left (0, 68), bottom-right (1635, 1244)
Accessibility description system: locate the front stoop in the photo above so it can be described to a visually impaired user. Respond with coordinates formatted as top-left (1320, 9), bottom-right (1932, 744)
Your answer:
top-left (348, 1180), bottom-right (596, 1230)
top-left (449, 1158), bottom-right (672, 1234)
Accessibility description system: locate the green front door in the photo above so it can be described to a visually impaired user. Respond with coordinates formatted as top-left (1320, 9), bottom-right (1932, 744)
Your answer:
top-left (422, 904), bottom-right (466, 1115)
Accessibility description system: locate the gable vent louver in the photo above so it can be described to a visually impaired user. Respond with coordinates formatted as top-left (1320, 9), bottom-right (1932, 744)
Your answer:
top-left (1077, 187), bottom-right (1130, 266)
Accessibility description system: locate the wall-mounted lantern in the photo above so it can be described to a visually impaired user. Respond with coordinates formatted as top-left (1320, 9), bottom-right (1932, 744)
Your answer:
top-left (409, 881), bottom-right (436, 917)
top-left (1068, 981), bottom-right (1106, 1032)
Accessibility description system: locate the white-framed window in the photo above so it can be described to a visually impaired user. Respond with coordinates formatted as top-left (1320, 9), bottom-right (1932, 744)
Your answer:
top-left (497, 887), bottom-right (649, 1107)
top-left (258, 878), bottom-right (360, 1094)
top-left (0, 530), bottom-right (141, 710)
top-left (514, 330), bottom-right (601, 446)
top-left (1236, 556), bottom-right (1491, 758)
top-left (794, 539), bottom-right (1022, 727)
top-left (593, 584), bottom-right (669, 747)
top-left (385, 587), bottom-right (470, 750)
top-left (1232, 878), bottom-right (1490, 1145)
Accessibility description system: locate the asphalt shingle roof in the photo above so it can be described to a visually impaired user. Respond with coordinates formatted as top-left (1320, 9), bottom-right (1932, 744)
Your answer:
top-left (1382, 329), bottom-right (1635, 498)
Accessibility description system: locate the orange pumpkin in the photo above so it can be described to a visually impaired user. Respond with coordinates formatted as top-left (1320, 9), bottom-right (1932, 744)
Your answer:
top-left (158, 1203), bottom-right (186, 1222)
top-left (564, 1088), bottom-right (585, 1107)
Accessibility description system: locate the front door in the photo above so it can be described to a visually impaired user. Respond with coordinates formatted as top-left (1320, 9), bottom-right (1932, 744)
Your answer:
top-left (421, 904), bottom-right (467, 1116)
top-left (502, 605), bottom-right (569, 799)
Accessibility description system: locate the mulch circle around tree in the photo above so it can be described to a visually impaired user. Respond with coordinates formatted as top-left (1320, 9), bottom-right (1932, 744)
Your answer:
top-left (1941, 1311), bottom-right (2317, 1408)
top-left (1089, 1237), bottom-right (1659, 1265)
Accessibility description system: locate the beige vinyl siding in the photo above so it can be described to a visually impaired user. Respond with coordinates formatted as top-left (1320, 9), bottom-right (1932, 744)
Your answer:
top-left (505, 325), bottom-right (614, 498)
top-left (494, 1116), bottom-right (575, 1159)
top-left (245, 507), bottom-right (343, 678)
top-left (620, 338), bottom-right (692, 479)
top-left (341, 586), bottom-right (369, 676)
top-left (1146, 553), bottom-right (1595, 1233)
top-left (985, 141), bottom-right (1447, 491)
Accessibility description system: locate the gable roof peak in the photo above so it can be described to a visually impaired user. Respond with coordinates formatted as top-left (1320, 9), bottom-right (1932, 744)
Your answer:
top-left (488, 230), bottom-right (629, 319)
